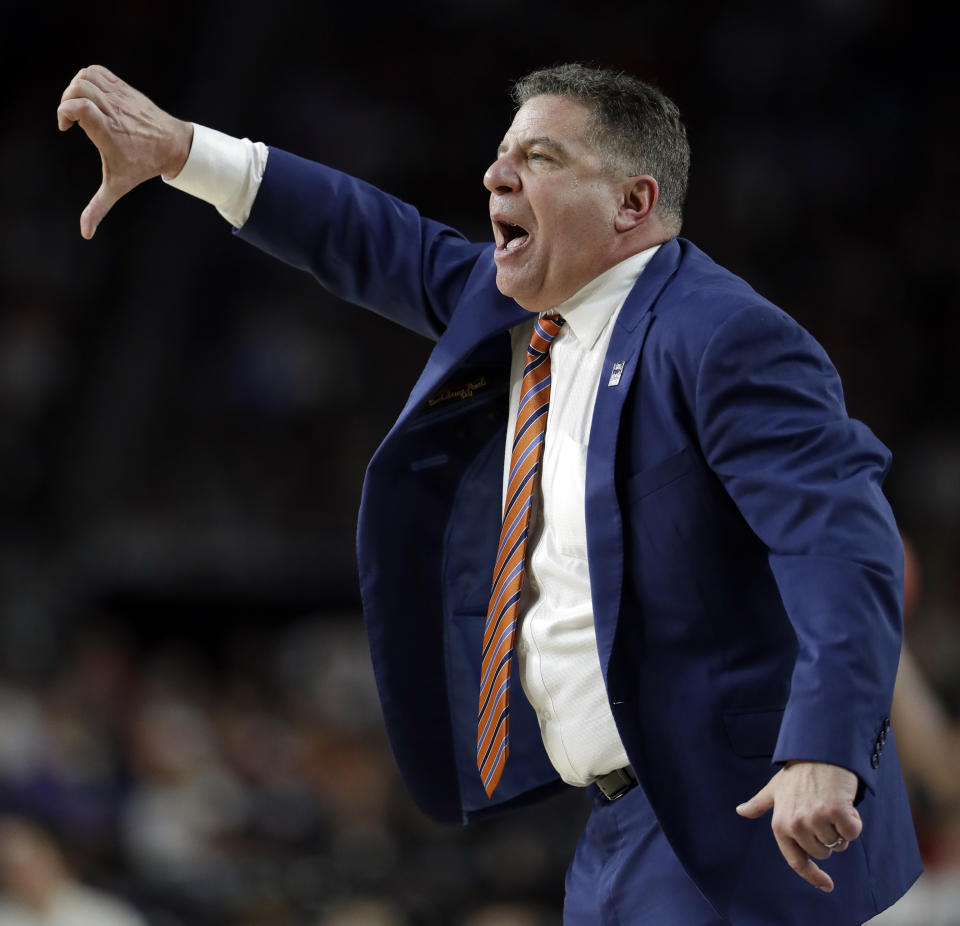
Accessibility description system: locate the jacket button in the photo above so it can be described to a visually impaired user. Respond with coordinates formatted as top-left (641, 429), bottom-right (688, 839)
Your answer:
top-left (883, 717), bottom-right (891, 731)
top-left (879, 729), bottom-right (887, 746)
top-left (871, 752), bottom-right (880, 769)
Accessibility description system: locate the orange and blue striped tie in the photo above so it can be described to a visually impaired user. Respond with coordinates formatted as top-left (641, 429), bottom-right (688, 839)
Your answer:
top-left (477, 313), bottom-right (564, 797)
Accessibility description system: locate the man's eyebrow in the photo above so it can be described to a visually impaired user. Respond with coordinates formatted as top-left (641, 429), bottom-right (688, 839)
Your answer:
top-left (496, 135), bottom-right (568, 157)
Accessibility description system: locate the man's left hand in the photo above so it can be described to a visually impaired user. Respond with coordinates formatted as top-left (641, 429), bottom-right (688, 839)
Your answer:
top-left (736, 760), bottom-right (862, 892)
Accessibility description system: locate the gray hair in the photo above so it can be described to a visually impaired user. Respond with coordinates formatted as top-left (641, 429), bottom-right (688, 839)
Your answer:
top-left (511, 63), bottom-right (690, 235)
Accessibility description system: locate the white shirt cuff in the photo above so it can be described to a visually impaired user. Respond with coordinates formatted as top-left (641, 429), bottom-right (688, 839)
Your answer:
top-left (162, 123), bottom-right (268, 229)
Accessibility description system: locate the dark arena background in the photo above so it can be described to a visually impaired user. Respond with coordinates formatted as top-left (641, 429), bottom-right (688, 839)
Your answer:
top-left (1, 1), bottom-right (958, 923)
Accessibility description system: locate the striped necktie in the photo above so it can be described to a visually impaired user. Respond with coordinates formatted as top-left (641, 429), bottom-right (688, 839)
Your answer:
top-left (477, 313), bottom-right (564, 798)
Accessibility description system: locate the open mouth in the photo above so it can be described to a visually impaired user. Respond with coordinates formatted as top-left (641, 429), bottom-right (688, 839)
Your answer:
top-left (495, 220), bottom-right (530, 253)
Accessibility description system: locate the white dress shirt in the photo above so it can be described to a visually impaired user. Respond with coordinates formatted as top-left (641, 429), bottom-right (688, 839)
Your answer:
top-left (166, 127), bottom-right (659, 786)
top-left (504, 248), bottom-right (658, 785)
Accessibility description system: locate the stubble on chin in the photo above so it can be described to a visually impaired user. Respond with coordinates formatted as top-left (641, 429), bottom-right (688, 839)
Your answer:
top-left (496, 275), bottom-right (534, 312)
top-left (494, 268), bottom-right (518, 301)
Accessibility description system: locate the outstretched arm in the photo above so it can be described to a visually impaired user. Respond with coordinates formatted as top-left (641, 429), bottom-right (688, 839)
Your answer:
top-left (58, 64), bottom-right (193, 239)
top-left (58, 65), bottom-right (490, 339)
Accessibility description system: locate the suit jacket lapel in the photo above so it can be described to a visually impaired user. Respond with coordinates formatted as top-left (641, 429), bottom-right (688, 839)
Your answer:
top-left (586, 239), bottom-right (682, 681)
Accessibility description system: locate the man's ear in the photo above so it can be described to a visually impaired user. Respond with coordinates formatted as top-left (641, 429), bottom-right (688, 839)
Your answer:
top-left (614, 175), bottom-right (658, 232)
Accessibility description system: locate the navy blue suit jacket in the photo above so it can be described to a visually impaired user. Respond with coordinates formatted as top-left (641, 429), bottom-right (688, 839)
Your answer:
top-left (238, 148), bottom-right (921, 922)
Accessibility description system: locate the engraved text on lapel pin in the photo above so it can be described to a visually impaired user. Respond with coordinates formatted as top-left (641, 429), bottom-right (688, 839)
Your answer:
top-left (608, 361), bottom-right (625, 387)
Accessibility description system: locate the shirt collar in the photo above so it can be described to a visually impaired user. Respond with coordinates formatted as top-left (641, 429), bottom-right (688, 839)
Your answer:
top-left (551, 244), bottom-right (662, 351)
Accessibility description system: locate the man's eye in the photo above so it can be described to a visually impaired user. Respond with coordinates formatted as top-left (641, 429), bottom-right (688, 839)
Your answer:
top-left (527, 151), bottom-right (549, 162)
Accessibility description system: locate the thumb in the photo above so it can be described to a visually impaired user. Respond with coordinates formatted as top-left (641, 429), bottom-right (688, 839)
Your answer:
top-left (80, 182), bottom-right (119, 240)
top-left (736, 782), bottom-right (775, 819)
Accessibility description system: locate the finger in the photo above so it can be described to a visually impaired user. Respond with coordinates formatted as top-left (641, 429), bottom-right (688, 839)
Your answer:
top-left (80, 64), bottom-right (121, 91)
top-left (793, 830), bottom-right (833, 860)
top-left (57, 97), bottom-right (107, 136)
top-left (780, 813), bottom-right (835, 861)
top-left (80, 182), bottom-right (119, 240)
top-left (59, 87), bottom-right (76, 128)
top-left (60, 78), bottom-right (111, 117)
top-left (774, 831), bottom-right (834, 892)
top-left (736, 783), bottom-right (774, 819)
top-left (59, 66), bottom-right (113, 103)
top-left (57, 103), bottom-right (75, 132)
top-left (59, 71), bottom-right (82, 128)
top-left (58, 96), bottom-right (95, 132)
top-left (811, 825), bottom-right (846, 854)
top-left (813, 801), bottom-right (862, 853)
top-left (64, 68), bottom-right (86, 91)
top-left (61, 71), bottom-right (88, 105)
top-left (57, 97), bottom-right (110, 143)
top-left (835, 805), bottom-right (863, 844)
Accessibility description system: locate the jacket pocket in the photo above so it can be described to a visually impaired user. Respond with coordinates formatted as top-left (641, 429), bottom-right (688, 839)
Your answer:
top-left (723, 707), bottom-right (785, 758)
top-left (626, 447), bottom-right (693, 501)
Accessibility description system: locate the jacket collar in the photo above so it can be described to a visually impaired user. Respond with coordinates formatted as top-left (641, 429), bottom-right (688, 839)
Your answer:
top-left (398, 238), bottom-right (683, 428)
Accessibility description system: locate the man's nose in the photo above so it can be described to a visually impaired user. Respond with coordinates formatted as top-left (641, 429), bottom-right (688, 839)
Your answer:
top-left (483, 155), bottom-right (519, 193)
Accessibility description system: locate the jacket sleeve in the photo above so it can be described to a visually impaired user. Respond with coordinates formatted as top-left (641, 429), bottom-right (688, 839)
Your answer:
top-left (693, 302), bottom-right (903, 793)
top-left (236, 148), bottom-right (491, 341)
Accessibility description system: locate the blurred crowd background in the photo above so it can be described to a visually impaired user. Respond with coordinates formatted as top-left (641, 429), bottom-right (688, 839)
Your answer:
top-left (2, 0), bottom-right (959, 923)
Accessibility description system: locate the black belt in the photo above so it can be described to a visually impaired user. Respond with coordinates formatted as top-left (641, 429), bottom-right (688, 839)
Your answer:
top-left (595, 765), bottom-right (637, 801)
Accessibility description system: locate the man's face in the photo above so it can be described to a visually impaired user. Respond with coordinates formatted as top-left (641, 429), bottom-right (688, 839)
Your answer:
top-left (484, 95), bottom-right (624, 313)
